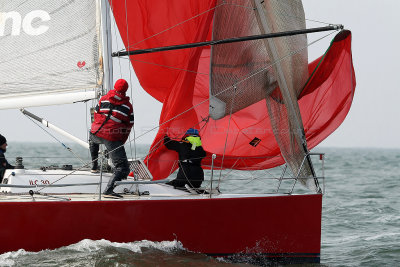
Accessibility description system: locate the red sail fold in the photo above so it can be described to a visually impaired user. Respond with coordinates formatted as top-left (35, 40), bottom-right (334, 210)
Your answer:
top-left (110, 1), bottom-right (355, 179)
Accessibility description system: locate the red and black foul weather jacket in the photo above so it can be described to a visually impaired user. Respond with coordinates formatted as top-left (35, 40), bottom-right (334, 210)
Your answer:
top-left (90, 90), bottom-right (134, 143)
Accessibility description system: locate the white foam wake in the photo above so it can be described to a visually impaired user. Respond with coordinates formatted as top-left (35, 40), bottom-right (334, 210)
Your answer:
top-left (0, 239), bottom-right (185, 266)
top-left (0, 249), bottom-right (32, 266)
top-left (65, 238), bottom-right (185, 253)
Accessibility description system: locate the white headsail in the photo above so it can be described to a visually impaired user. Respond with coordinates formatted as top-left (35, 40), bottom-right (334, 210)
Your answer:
top-left (209, 0), bottom-right (319, 192)
top-left (0, 0), bottom-right (103, 109)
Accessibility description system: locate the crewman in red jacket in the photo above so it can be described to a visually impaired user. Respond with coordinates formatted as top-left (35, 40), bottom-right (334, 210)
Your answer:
top-left (89, 79), bottom-right (134, 198)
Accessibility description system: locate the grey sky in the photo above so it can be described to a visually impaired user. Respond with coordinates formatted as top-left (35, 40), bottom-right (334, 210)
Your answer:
top-left (1, 0), bottom-right (399, 148)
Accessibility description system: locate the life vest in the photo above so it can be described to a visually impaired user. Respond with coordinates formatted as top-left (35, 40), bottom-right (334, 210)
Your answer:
top-left (90, 90), bottom-right (134, 142)
top-left (185, 136), bottom-right (202, 150)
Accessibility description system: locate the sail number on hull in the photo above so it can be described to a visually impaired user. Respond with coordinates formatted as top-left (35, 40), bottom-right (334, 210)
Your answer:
top-left (29, 179), bottom-right (51, 186)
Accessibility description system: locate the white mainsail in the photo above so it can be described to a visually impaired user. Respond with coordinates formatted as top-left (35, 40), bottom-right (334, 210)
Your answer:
top-left (0, 0), bottom-right (103, 109)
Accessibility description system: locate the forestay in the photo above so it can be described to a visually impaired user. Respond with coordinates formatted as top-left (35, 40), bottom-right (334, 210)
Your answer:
top-left (0, 0), bottom-right (103, 109)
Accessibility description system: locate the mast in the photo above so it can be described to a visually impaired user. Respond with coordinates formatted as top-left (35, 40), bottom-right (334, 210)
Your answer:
top-left (100, 0), bottom-right (113, 94)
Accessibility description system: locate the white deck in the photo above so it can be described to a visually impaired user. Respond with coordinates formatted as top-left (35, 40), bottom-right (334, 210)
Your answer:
top-left (0, 168), bottom-right (292, 203)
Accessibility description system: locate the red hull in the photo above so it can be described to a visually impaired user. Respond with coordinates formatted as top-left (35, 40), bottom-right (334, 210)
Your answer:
top-left (0, 194), bottom-right (321, 264)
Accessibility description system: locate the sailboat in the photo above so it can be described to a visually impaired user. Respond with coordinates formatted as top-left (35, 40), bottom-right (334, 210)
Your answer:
top-left (0, 0), bottom-right (355, 265)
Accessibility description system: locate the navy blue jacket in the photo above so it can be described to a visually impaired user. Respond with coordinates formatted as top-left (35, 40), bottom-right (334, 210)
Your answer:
top-left (0, 149), bottom-right (14, 182)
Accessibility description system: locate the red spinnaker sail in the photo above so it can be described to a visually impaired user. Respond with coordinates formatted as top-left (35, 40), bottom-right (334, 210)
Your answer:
top-left (110, 1), bottom-right (355, 179)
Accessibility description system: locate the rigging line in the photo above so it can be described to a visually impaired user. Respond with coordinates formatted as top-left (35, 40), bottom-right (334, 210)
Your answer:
top-left (130, 131), bottom-right (136, 159)
top-left (145, 138), bottom-right (165, 160)
top-left (219, 161), bottom-right (244, 183)
top-left (20, 119), bottom-right (110, 191)
top-left (145, 116), bottom-right (210, 158)
top-left (129, 97), bottom-right (210, 144)
top-left (305, 18), bottom-right (332, 26)
top-left (103, 0), bottom-right (112, 90)
top-left (168, 160), bottom-right (178, 177)
top-left (32, 149), bottom-right (113, 193)
top-left (6, 156), bottom-right (91, 159)
top-left (219, 1), bottom-right (333, 27)
top-left (0, 24), bottom-right (97, 65)
top-left (223, 2), bottom-right (253, 10)
top-left (226, 29), bottom-right (337, 90)
top-left (118, 2), bottom-right (227, 52)
top-left (216, 158), bottom-right (240, 188)
top-left (125, 50), bottom-right (277, 145)
top-left (217, 84), bottom-right (237, 183)
top-left (118, 57), bottom-right (209, 76)
top-left (247, 157), bottom-right (286, 180)
top-left (123, 0), bottom-right (137, 161)
top-left (307, 29), bottom-right (336, 47)
top-left (23, 115), bottom-right (86, 166)
top-left (119, 30), bottom-right (338, 159)
top-left (179, 161), bottom-right (197, 189)
top-left (221, 178), bottom-right (254, 192)
top-left (108, 0), bottom-right (135, 162)
top-left (238, 158), bottom-right (267, 186)
top-left (240, 154), bottom-right (273, 174)
top-left (228, 166), bottom-right (269, 191)
top-left (267, 7), bottom-right (333, 27)
top-left (35, 159), bottom-right (94, 193)
top-left (198, 116), bottom-right (210, 132)
top-left (215, 176), bottom-right (315, 181)
top-left (147, 118), bottom-right (210, 158)
top-left (110, 0), bottom-right (123, 77)
top-left (85, 99), bottom-right (90, 160)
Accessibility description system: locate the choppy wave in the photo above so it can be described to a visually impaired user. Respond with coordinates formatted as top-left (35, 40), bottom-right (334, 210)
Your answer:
top-left (0, 239), bottom-right (187, 267)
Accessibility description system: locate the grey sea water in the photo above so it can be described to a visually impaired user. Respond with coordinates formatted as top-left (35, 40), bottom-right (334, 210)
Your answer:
top-left (0, 143), bottom-right (399, 267)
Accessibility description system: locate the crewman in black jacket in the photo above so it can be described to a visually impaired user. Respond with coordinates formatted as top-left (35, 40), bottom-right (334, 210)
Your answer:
top-left (0, 134), bottom-right (14, 183)
top-left (164, 128), bottom-right (206, 189)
